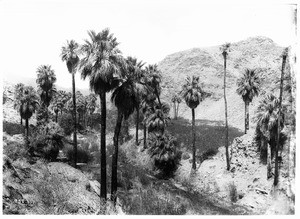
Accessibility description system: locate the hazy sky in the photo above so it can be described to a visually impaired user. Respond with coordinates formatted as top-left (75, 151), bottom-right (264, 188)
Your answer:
top-left (0, 0), bottom-right (297, 90)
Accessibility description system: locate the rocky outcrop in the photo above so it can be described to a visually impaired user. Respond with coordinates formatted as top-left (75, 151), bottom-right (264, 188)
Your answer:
top-left (3, 157), bottom-right (101, 214)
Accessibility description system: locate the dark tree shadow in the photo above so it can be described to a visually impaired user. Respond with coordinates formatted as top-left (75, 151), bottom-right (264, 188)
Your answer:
top-left (167, 117), bottom-right (244, 155)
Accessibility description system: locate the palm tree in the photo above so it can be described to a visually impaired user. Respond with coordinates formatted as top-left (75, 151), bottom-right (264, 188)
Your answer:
top-left (61, 39), bottom-right (80, 168)
top-left (126, 56), bottom-right (145, 145)
top-left (86, 93), bottom-right (97, 126)
top-left (145, 64), bottom-right (162, 107)
top-left (181, 76), bottom-right (204, 170)
top-left (80, 29), bottom-right (124, 200)
top-left (274, 48), bottom-right (288, 186)
top-left (256, 94), bottom-right (284, 179)
top-left (50, 90), bottom-right (68, 122)
top-left (220, 43), bottom-right (231, 171)
top-left (36, 65), bottom-right (57, 108)
top-left (140, 93), bottom-right (156, 149)
top-left (13, 83), bottom-right (25, 125)
top-left (20, 86), bottom-right (39, 147)
top-left (110, 68), bottom-right (137, 204)
top-left (236, 68), bottom-right (260, 134)
top-left (171, 93), bottom-right (181, 120)
top-left (147, 101), bottom-right (170, 137)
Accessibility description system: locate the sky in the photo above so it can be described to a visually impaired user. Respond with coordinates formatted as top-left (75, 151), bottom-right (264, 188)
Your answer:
top-left (0, 0), bottom-right (297, 90)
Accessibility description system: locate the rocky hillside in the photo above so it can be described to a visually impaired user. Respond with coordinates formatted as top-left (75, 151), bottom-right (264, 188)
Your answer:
top-left (158, 36), bottom-right (291, 130)
top-left (159, 36), bottom-right (283, 100)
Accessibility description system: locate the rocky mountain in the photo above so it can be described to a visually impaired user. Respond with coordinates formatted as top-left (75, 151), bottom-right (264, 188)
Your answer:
top-left (159, 36), bottom-right (284, 99)
top-left (158, 36), bottom-right (293, 131)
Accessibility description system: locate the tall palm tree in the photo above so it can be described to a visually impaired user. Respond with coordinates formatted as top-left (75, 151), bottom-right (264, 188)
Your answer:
top-left (86, 93), bottom-right (97, 126)
top-left (126, 56), bottom-right (145, 145)
top-left (147, 101), bottom-right (170, 137)
top-left (80, 29), bottom-right (124, 200)
top-left (36, 65), bottom-right (57, 108)
top-left (145, 64), bottom-right (162, 107)
top-left (13, 83), bottom-right (25, 125)
top-left (171, 93), bottom-right (181, 120)
top-left (140, 92), bottom-right (156, 149)
top-left (274, 48), bottom-right (288, 186)
top-left (110, 68), bottom-right (137, 204)
top-left (20, 86), bottom-right (39, 147)
top-left (256, 94), bottom-right (284, 179)
top-left (61, 39), bottom-right (80, 168)
top-left (237, 68), bottom-right (260, 134)
top-left (220, 43), bottom-right (231, 171)
top-left (181, 76), bottom-right (203, 170)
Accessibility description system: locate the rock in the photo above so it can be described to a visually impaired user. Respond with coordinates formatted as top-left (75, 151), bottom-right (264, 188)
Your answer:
top-left (89, 180), bottom-right (100, 196)
top-left (182, 152), bottom-right (190, 160)
top-left (3, 185), bottom-right (10, 197)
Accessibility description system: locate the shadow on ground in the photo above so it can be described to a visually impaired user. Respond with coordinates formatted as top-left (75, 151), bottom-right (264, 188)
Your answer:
top-left (167, 117), bottom-right (244, 154)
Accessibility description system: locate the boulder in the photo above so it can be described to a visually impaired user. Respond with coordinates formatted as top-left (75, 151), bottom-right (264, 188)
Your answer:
top-left (182, 152), bottom-right (190, 160)
top-left (89, 180), bottom-right (100, 196)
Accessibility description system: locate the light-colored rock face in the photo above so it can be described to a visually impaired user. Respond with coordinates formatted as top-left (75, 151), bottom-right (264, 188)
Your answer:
top-left (174, 131), bottom-right (294, 214)
top-left (3, 159), bottom-right (101, 214)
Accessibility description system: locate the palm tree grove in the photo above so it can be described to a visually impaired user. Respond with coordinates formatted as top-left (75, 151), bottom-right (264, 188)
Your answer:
top-left (1, 1), bottom-right (297, 216)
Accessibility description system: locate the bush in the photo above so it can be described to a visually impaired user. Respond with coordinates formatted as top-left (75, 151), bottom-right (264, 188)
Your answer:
top-left (36, 106), bottom-right (54, 126)
top-left (86, 113), bottom-right (101, 131)
top-left (199, 148), bottom-right (218, 163)
top-left (58, 113), bottom-right (74, 136)
top-left (64, 145), bottom-right (93, 164)
top-left (120, 181), bottom-right (187, 215)
top-left (148, 132), bottom-right (182, 178)
top-left (3, 121), bottom-right (25, 135)
top-left (3, 141), bottom-right (28, 161)
top-left (30, 122), bottom-right (64, 161)
top-left (228, 182), bottom-right (238, 203)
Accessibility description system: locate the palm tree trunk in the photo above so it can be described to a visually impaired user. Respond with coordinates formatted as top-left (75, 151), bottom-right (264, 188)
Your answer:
top-left (246, 101), bottom-right (250, 132)
top-left (267, 142), bottom-right (272, 179)
top-left (72, 72), bottom-right (78, 169)
top-left (143, 123), bottom-right (147, 149)
top-left (173, 102), bottom-right (176, 119)
top-left (192, 108), bottom-right (196, 170)
top-left (223, 54), bottom-right (230, 171)
top-left (100, 91), bottom-right (107, 200)
top-left (176, 102), bottom-right (180, 119)
top-left (245, 101), bottom-right (250, 134)
top-left (25, 118), bottom-right (29, 147)
top-left (111, 110), bottom-right (123, 204)
top-left (155, 88), bottom-right (162, 107)
top-left (135, 105), bottom-right (139, 145)
top-left (274, 49), bottom-right (287, 186)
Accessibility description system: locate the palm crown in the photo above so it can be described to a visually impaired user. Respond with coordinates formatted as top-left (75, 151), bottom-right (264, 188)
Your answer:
top-left (20, 86), bottom-right (39, 120)
top-left (255, 94), bottom-right (284, 140)
top-left (61, 40), bottom-right (80, 73)
top-left (36, 65), bottom-right (57, 106)
top-left (181, 76), bottom-right (203, 109)
top-left (80, 29), bottom-right (124, 93)
top-left (237, 68), bottom-right (260, 103)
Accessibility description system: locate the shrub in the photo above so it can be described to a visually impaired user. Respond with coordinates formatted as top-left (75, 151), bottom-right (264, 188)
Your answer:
top-left (36, 106), bottom-right (54, 126)
top-left (3, 141), bottom-right (28, 161)
top-left (3, 121), bottom-right (25, 135)
top-left (120, 182), bottom-right (187, 215)
top-left (30, 122), bottom-right (64, 161)
top-left (58, 113), bottom-right (74, 136)
top-left (64, 145), bottom-right (93, 164)
top-left (228, 182), bottom-right (238, 203)
top-left (86, 113), bottom-right (101, 131)
top-left (199, 148), bottom-right (218, 163)
top-left (33, 170), bottom-right (72, 214)
top-left (148, 132), bottom-right (182, 178)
